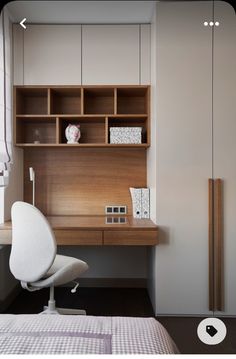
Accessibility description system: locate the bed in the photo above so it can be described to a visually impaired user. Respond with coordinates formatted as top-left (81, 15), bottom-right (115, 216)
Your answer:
top-left (0, 314), bottom-right (178, 354)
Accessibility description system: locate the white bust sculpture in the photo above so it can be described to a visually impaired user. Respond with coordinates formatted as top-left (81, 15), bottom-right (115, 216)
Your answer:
top-left (65, 124), bottom-right (81, 144)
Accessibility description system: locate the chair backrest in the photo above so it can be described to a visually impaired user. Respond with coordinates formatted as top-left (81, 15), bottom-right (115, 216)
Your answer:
top-left (10, 201), bottom-right (57, 282)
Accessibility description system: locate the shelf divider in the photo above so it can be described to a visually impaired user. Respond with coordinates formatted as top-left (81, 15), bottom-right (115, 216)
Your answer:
top-left (47, 88), bottom-right (51, 115)
top-left (81, 87), bottom-right (84, 115)
top-left (105, 117), bottom-right (109, 144)
top-left (56, 117), bottom-right (60, 144)
top-left (114, 88), bottom-right (117, 115)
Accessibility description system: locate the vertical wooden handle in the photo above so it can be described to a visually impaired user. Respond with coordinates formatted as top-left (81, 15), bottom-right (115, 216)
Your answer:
top-left (208, 179), bottom-right (214, 311)
top-left (214, 178), bottom-right (223, 311)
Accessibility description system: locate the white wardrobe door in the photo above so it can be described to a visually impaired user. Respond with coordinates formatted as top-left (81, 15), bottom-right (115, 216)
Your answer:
top-left (155, 1), bottom-right (213, 315)
top-left (82, 25), bottom-right (139, 85)
top-left (24, 25), bottom-right (81, 85)
top-left (213, 1), bottom-right (236, 316)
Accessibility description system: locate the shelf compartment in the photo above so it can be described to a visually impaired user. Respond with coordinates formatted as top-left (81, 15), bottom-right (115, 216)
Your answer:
top-left (59, 117), bottom-right (106, 144)
top-left (84, 88), bottom-right (114, 114)
top-left (108, 117), bottom-right (148, 144)
top-left (15, 117), bottom-right (56, 144)
top-left (117, 87), bottom-right (148, 114)
top-left (50, 88), bottom-right (81, 115)
top-left (16, 88), bottom-right (48, 115)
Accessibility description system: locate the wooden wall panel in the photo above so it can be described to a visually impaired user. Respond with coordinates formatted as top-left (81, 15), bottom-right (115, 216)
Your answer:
top-left (24, 148), bottom-right (146, 215)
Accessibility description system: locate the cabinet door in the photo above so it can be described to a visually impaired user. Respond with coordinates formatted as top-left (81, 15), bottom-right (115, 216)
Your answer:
top-left (154, 1), bottom-right (213, 315)
top-left (82, 25), bottom-right (139, 85)
top-left (213, 1), bottom-right (236, 316)
top-left (140, 24), bottom-right (151, 85)
top-left (13, 25), bottom-right (24, 85)
top-left (24, 25), bottom-right (81, 85)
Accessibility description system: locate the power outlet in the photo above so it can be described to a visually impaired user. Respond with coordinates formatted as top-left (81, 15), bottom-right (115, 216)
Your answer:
top-left (106, 216), bottom-right (127, 224)
top-left (105, 206), bottom-right (127, 215)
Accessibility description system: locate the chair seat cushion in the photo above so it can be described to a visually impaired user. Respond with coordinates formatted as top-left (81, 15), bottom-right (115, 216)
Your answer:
top-left (28, 255), bottom-right (88, 288)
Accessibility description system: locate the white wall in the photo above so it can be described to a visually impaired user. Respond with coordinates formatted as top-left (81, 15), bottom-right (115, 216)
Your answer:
top-left (1, 10), bottom-right (23, 222)
top-left (147, 4), bottom-right (157, 310)
top-left (4, 146), bottom-right (23, 220)
top-left (0, 8), bottom-right (21, 310)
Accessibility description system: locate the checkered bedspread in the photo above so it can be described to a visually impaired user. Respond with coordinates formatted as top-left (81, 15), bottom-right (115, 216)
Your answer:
top-left (0, 314), bottom-right (178, 354)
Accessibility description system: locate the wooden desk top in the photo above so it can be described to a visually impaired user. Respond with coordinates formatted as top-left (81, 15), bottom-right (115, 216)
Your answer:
top-left (0, 216), bottom-right (158, 246)
top-left (0, 215), bottom-right (157, 230)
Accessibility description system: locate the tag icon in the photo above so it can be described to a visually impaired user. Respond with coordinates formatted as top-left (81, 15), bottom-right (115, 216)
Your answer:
top-left (206, 325), bottom-right (218, 337)
top-left (197, 318), bottom-right (227, 345)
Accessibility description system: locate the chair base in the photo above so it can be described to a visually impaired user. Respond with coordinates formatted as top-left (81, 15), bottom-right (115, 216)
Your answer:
top-left (41, 306), bottom-right (86, 315)
top-left (39, 286), bottom-right (86, 315)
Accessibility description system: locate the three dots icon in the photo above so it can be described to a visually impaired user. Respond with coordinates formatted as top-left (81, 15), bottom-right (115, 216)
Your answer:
top-left (204, 21), bottom-right (220, 26)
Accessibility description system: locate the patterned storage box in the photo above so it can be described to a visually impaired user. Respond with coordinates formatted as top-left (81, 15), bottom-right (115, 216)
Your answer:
top-left (110, 127), bottom-right (142, 144)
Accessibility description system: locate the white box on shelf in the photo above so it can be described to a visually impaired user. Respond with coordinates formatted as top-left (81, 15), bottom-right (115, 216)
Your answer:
top-left (110, 127), bottom-right (142, 144)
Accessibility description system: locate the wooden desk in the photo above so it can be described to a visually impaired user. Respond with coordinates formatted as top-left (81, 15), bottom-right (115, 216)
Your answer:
top-left (0, 216), bottom-right (158, 246)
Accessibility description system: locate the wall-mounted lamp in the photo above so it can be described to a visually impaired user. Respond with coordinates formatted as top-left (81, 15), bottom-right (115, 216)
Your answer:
top-left (29, 167), bottom-right (35, 206)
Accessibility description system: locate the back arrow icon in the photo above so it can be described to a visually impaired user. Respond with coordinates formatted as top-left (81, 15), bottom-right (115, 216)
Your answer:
top-left (20, 18), bottom-right (27, 29)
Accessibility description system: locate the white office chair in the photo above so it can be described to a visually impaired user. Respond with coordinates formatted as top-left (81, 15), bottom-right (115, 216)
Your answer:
top-left (9, 201), bottom-right (89, 315)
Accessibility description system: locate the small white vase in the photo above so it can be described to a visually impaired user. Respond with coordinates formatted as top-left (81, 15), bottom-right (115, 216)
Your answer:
top-left (65, 124), bottom-right (81, 144)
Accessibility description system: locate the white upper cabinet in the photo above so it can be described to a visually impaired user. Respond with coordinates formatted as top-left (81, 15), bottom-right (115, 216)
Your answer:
top-left (13, 24), bottom-right (150, 86)
top-left (140, 24), bottom-right (151, 85)
top-left (82, 25), bottom-right (140, 85)
top-left (23, 25), bottom-right (82, 85)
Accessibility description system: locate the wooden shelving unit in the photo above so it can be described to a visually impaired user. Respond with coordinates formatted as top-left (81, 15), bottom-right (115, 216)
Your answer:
top-left (14, 85), bottom-right (150, 148)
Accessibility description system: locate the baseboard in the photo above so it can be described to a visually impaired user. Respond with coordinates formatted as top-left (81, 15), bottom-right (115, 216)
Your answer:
top-left (156, 314), bottom-right (236, 318)
top-left (0, 284), bottom-right (21, 313)
top-left (156, 314), bottom-right (209, 317)
top-left (63, 278), bottom-right (147, 288)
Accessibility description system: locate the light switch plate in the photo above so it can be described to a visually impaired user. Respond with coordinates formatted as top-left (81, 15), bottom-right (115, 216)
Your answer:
top-left (105, 206), bottom-right (127, 215)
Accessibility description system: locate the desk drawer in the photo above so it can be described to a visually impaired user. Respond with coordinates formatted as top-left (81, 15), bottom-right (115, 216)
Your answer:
top-left (54, 230), bottom-right (102, 245)
top-left (104, 230), bottom-right (158, 245)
